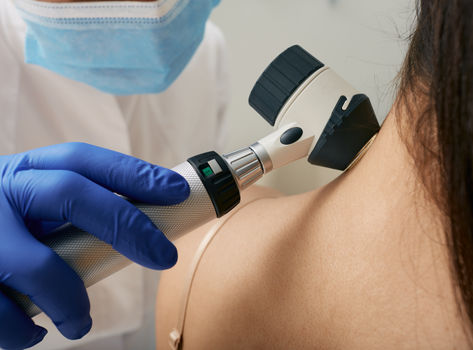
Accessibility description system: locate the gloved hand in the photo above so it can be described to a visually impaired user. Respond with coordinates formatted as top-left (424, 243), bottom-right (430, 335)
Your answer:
top-left (0, 143), bottom-right (190, 350)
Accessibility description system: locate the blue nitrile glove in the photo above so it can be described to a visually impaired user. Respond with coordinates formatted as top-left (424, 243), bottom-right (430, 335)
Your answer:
top-left (0, 143), bottom-right (190, 350)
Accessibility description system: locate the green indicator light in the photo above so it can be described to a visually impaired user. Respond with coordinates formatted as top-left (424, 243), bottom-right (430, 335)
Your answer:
top-left (202, 166), bottom-right (214, 178)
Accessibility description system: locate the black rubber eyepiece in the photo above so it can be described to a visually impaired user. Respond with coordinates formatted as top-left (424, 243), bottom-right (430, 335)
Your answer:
top-left (249, 45), bottom-right (324, 126)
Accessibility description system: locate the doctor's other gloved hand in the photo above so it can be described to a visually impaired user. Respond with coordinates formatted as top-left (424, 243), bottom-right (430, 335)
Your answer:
top-left (0, 143), bottom-right (190, 350)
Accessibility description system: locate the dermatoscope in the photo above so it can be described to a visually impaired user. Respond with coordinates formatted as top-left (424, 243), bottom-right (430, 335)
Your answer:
top-left (6, 45), bottom-right (380, 317)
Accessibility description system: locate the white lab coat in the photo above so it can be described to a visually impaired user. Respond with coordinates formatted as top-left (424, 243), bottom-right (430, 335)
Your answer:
top-left (0, 1), bottom-right (229, 349)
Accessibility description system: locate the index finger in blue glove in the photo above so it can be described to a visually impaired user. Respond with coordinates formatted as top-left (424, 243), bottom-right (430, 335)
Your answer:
top-left (25, 143), bottom-right (189, 205)
top-left (11, 169), bottom-right (177, 269)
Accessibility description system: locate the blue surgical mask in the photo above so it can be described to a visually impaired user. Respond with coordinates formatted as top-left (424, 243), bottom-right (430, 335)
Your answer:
top-left (13, 0), bottom-right (220, 95)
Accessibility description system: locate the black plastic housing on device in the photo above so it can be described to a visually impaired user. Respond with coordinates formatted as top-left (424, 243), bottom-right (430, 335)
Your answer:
top-left (308, 94), bottom-right (380, 170)
top-left (187, 152), bottom-right (240, 218)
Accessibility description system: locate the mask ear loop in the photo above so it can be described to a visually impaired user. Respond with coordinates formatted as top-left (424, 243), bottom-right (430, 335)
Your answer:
top-left (344, 133), bottom-right (378, 172)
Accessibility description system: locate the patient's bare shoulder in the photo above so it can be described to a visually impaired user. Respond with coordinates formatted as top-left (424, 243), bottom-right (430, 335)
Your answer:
top-left (156, 175), bottom-right (470, 349)
top-left (155, 185), bottom-right (286, 349)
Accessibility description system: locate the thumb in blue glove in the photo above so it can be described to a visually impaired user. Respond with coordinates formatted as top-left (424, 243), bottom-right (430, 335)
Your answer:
top-left (0, 142), bottom-right (189, 350)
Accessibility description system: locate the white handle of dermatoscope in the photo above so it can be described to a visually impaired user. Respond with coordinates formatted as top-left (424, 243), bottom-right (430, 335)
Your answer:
top-left (255, 123), bottom-right (315, 171)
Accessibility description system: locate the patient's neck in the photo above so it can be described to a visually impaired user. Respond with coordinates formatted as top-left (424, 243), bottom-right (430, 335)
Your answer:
top-left (330, 107), bottom-right (442, 238)
top-left (306, 107), bottom-right (468, 345)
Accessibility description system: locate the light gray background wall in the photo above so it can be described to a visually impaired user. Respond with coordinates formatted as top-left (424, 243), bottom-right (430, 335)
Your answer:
top-left (212, 0), bottom-right (415, 194)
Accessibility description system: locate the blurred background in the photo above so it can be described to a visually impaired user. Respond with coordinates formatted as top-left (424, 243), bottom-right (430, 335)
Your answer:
top-left (212, 0), bottom-right (414, 194)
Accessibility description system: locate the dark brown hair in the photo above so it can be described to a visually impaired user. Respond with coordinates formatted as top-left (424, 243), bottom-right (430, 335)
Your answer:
top-left (398, 0), bottom-right (473, 334)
